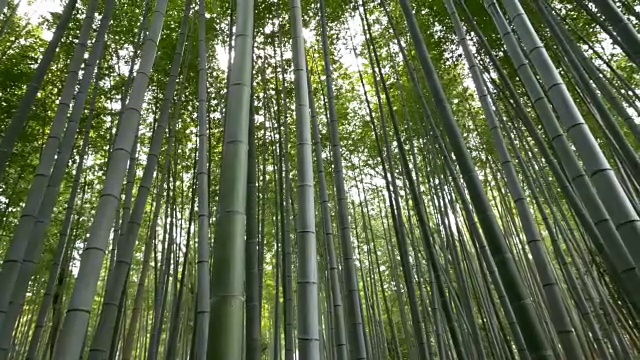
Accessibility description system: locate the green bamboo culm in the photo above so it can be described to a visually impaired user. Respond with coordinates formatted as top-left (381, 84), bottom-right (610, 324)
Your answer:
top-left (290, 0), bottom-right (320, 355)
top-left (208, 0), bottom-right (255, 355)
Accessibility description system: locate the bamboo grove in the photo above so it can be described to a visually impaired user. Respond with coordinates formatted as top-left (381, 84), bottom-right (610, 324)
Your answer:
top-left (0, 0), bottom-right (639, 355)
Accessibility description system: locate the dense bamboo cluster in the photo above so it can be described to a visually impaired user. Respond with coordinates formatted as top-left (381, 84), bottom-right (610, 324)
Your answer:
top-left (0, 0), bottom-right (639, 357)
